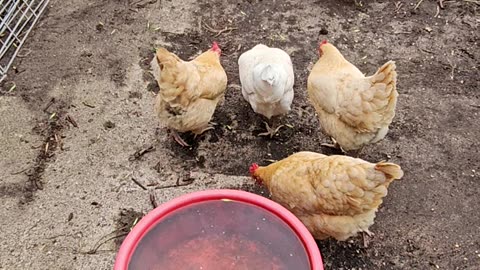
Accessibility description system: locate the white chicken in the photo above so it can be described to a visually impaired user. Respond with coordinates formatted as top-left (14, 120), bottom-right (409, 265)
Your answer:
top-left (238, 44), bottom-right (294, 137)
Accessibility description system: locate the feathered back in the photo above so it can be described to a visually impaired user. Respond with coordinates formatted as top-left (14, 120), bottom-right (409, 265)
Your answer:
top-left (307, 42), bottom-right (399, 150)
top-left (253, 152), bottom-right (403, 215)
top-left (251, 63), bottom-right (287, 101)
top-left (238, 44), bottom-right (294, 118)
top-left (154, 47), bottom-right (201, 107)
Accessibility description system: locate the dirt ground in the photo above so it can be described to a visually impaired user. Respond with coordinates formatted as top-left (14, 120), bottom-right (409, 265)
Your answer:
top-left (0, 0), bottom-right (479, 269)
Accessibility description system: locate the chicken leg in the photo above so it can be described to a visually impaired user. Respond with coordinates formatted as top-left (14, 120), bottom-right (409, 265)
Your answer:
top-left (193, 123), bottom-right (216, 139)
top-left (170, 130), bottom-right (189, 147)
top-left (362, 229), bottom-right (374, 248)
top-left (258, 121), bottom-right (285, 138)
top-left (321, 137), bottom-right (346, 154)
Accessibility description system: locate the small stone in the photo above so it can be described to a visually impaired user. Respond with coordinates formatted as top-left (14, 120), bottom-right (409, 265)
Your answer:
top-left (103, 120), bottom-right (116, 129)
top-left (319, 28), bottom-right (329, 35)
top-left (96, 23), bottom-right (104, 31)
top-left (147, 82), bottom-right (160, 93)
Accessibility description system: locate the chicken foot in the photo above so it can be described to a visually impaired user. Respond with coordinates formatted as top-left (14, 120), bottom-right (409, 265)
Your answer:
top-left (361, 229), bottom-right (375, 248)
top-left (170, 130), bottom-right (190, 147)
top-left (193, 125), bottom-right (215, 139)
top-left (321, 137), bottom-right (346, 154)
top-left (258, 121), bottom-right (285, 138)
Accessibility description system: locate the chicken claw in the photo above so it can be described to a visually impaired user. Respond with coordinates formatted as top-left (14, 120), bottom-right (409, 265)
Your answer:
top-left (258, 122), bottom-right (284, 138)
top-left (171, 130), bottom-right (190, 147)
top-left (193, 124), bottom-right (216, 139)
top-left (198, 126), bottom-right (215, 134)
top-left (362, 230), bottom-right (375, 248)
top-left (321, 137), bottom-right (346, 153)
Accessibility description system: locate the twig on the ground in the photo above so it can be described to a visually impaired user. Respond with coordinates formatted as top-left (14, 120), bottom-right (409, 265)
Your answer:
top-left (447, 58), bottom-right (457, 80)
top-left (420, 48), bottom-right (434, 54)
top-left (53, 133), bottom-right (65, 151)
top-left (393, 31), bottom-right (413, 34)
top-left (434, 5), bottom-right (440, 17)
top-left (43, 98), bottom-right (55, 112)
top-left (394, 2), bottom-right (403, 13)
top-left (82, 101), bottom-right (95, 108)
top-left (130, 0), bottom-right (157, 8)
top-left (83, 231), bottom-right (129, 254)
top-left (155, 177), bottom-right (194, 190)
top-left (17, 48), bottom-right (32, 58)
top-left (10, 167), bottom-right (29, 175)
top-left (414, 0), bottom-right (424, 10)
top-left (7, 83), bottom-right (16, 93)
top-left (65, 115), bottom-right (78, 127)
top-left (44, 142), bottom-right (49, 155)
top-left (129, 145), bottom-right (155, 161)
top-left (153, 161), bottom-right (162, 173)
top-left (149, 191), bottom-right (158, 208)
top-left (82, 222), bottom-right (140, 255)
top-left (131, 177), bottom-right (147, 190)
top-left (202, 21), bottom-right (237, 37)
top-left (438, 0), bottom-right (444, 9)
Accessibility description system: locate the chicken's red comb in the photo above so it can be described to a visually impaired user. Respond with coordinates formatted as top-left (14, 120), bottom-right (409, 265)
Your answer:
top-left (320, 40), bottom-right (328, 46)
top-left (249, 163), bottom-right (259, 175)
top-left (211, 41), bottom-right (221, 55)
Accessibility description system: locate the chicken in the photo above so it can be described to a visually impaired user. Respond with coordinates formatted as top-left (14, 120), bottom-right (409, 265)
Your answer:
top-left (238, 44), bottom-right (294, 138)
top-left (307, 40), bottom-right (398, 154)
top-left (151, 42), bottom-right (228, 146)
top-left (250, 151), bottom-right (403, 243)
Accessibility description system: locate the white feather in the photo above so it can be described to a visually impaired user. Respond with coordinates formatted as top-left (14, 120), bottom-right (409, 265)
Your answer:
top-left (238, 44), bottom-right (295, 119)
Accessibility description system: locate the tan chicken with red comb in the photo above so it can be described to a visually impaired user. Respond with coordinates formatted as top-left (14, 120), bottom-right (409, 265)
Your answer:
top-left (250, 151), bottom-right (403, 244)
top-left (307, 40), bottom-right (399, 154)
top-left (151, 42), bottom-right (228, 146)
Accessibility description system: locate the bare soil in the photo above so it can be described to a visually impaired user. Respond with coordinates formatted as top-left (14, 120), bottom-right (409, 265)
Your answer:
top-left (0, 0), bottom-right (479, 269)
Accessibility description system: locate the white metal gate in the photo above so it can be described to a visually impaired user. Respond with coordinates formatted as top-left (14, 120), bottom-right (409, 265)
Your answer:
top-left (0, 0), bottom-right (49, 82)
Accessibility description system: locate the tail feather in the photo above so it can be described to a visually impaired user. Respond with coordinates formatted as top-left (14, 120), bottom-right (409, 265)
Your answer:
top-left (260, 64), bottom-right (276, 85)
top-left (153, 48), bottom-right (189, 104)
top-left (252, 63), bottom-right (285, 103)
top-left (374, 162), bottom-right (403, 180)
top-left (369, 60), bottom-right (398, 124)
top-left (155, 47), bottom-right (180, 69)
top-left (372, 61), bottom-right (397, 89)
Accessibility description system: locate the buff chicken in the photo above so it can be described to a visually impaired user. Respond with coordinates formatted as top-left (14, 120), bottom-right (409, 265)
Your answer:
top-left (250, 151), bottom-right (403, 244)
top-left (307, 40), bottom-right (398, 154)
top-left (151, 42), bottom-right (227, 146)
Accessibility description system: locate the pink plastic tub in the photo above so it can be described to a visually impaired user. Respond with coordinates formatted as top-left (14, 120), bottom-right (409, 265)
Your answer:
top-left (114, 189), bottom-right (323, 270)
